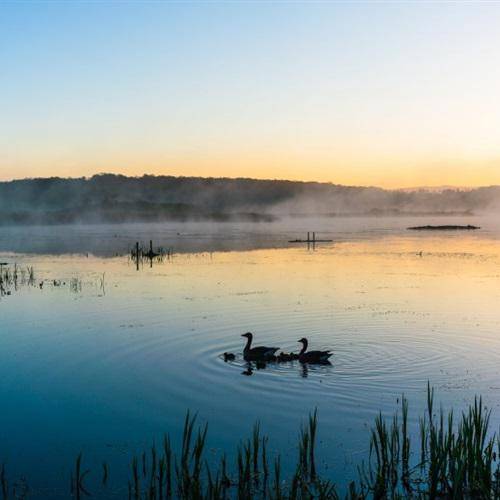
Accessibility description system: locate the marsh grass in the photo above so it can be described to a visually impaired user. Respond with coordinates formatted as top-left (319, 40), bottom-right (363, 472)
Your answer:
top-left (69, 277), bottom-right (83, 293)
top-left (1, 385), bottom-right (500, 499)
top-left (356, 383), bottom-right (500, 499)
top-left (0, 264), bottom-right (36, 297)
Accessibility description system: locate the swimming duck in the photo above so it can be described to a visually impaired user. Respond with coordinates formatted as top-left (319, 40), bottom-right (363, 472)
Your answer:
top-left (241, 332), bottom-right (279, 361)
top-left (297, 338), bottom-right (332, 363)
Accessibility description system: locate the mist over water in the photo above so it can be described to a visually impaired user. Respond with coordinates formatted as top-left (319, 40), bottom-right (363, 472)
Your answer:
top-left (3, 175), bottom-right (500, 228)
top-left (1, 214), bottom-right (499, 256)
top-left (2, 216), bottom-right (500, 496)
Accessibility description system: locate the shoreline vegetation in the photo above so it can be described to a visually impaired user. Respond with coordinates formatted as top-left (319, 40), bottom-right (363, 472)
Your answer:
top-left (0, 174), bottom-right (496, 226)
top-left (2, 385), bottom-right (500, 499)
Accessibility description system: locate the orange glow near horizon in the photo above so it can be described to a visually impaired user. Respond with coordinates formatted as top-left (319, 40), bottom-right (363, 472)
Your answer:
top-left (4, 151), bottom-right (500, 190)
top-left (2, 2), bottom-right (500, 189)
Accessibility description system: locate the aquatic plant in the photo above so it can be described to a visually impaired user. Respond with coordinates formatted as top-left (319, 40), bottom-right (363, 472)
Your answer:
top-left (0, 264), bottom-right (36, 297)
top-left (1, 385), bottom-right (500, 498)
top-left (69, 277), bottom-right (82, 293)
top-left (70, 453), bottom-right (90, 500)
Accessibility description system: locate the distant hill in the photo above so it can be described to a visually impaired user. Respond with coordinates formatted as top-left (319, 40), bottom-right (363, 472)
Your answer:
top-left (0, 174), bottom-right (499, 225)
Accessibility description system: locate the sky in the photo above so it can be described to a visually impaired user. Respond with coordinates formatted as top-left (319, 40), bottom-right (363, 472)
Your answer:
top-left (1, 1), bottom-right (500, 189)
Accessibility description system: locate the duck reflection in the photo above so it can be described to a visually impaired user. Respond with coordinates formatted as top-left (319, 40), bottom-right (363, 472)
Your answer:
top-left (239, 359), bottom-right (332, 377)
top-left (241, 360), bottom-right (269, 376)
top-left (300, 360), bottom-right (332, 378)
top-left (241, 365), bottom-right (253, 376)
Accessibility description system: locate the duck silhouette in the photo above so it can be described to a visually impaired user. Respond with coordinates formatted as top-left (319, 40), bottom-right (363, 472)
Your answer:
top-left (241, 332), bottom-right (279, 361)
top-left (297, 338), bottom-right (332, 364)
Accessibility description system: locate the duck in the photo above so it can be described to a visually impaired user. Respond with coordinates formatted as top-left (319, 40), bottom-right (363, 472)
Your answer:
top-left (241, 332), bottom-right (279, 361)
top-left (297, 338), bottom-right (332, 363)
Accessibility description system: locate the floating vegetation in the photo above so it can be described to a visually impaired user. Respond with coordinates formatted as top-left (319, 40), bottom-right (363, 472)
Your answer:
top-left (1, 385), bottom-right (500, 498)
top-left (408, 225), bottom-right (480, 231)
top-left (289, 232), bottom-right (333, 244)
top-left (0, 262), bottom-right (108, 299)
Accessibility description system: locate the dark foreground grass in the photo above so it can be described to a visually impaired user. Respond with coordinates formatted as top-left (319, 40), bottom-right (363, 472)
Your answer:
top-left (2, 384), bottom-right (500, 499)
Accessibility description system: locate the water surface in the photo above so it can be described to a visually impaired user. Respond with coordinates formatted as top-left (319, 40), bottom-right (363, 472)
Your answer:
top-left (1, 217), bottom-right (500, 496)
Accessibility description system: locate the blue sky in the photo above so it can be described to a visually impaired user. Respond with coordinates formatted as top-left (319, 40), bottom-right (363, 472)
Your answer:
top-left (1, 1), bottom-right (500, 187)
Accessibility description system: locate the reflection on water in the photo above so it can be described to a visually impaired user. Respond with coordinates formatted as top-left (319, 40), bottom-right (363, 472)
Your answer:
top-left (237, 360), bottom-right (333, 379)
top-left (2, 219), bottom-right (500, 496)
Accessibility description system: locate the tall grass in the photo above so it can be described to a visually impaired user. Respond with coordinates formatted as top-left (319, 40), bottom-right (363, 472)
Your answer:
top-left (357, 383), bottom-right (500, 499)
top-left (0, 264), bottom-right (36, 297)
top-left (1, 385), bottom-right (500, 499)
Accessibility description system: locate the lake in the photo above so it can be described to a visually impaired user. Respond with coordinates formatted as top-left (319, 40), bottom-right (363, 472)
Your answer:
top-left (1, 216), bottom-right (500, 497)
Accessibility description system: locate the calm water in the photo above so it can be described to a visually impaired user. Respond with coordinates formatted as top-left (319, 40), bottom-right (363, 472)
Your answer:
top-left (2, 216), bottom-right (500, 497)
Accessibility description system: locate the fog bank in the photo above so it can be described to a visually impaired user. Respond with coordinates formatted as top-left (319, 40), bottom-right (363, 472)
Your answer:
top-left (1, 174), bottom-right (500, 225)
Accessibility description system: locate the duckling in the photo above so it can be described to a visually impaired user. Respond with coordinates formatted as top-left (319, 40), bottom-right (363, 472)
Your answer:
top-left (277, 352), bottom-right (298, 362)
top-left (241, 332), bottom-right (279, 361)
top-left (223, 352), bottom-right (236, 362)
top-left (297, 338), bottom-right (332, 364)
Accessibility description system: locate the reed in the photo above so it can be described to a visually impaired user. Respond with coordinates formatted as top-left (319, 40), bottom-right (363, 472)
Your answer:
top-left (27, 266), bottom-right (35, 285)
top-left (357, 384), bottom-right (500, 499)
top-left (1, 385), bottom-right (500, 498)
top-left (1, 463), bottom-right (8, 500)
top-left (71, 453), bottom-right (90, 500)
top-left (0, 264), bottom-right (37, 297)
top-left (102, 461), bottom-right (109, 486)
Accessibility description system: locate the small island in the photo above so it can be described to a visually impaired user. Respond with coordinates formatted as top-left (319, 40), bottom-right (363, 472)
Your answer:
top-left (407, 225), bottom-right (480, 231)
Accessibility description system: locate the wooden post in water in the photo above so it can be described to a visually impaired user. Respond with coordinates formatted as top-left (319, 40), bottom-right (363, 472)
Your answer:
top-left (313, 232), bottom-right (316, 243)
top-left (135, 242), bottom-right (140, 271)
top-left (307, 232), bottom-right (310, 242)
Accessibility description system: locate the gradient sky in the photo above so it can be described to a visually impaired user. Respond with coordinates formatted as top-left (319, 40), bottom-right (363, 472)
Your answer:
top-left (1, 1), bottom-right (500, 188)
